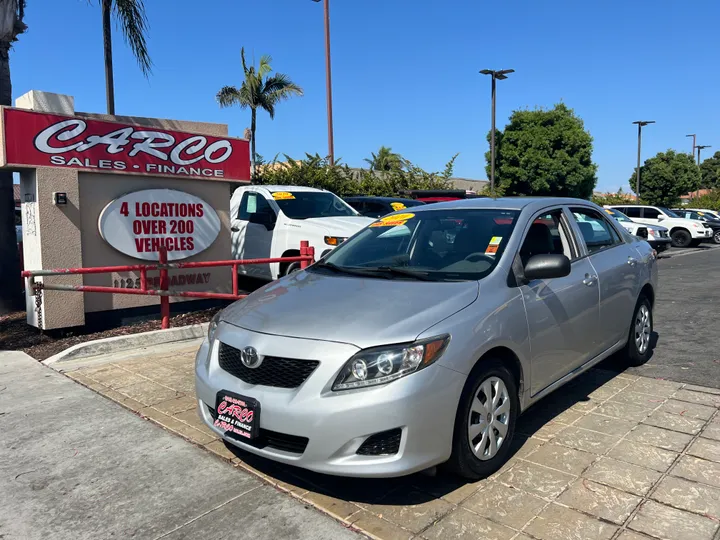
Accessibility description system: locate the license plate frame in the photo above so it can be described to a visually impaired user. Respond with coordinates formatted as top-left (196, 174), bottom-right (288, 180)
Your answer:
top-left (214, 390), bottom-right (260, 440)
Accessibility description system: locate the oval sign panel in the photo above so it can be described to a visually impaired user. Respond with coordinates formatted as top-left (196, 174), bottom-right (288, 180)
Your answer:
top-left (98, 189), bottom-right (221, 261)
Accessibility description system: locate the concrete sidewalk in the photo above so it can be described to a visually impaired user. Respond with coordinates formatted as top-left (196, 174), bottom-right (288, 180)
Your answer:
top-left (0, 351), bottom-right (361, 540)
top-left (54, 340), bottom-right (720, 540)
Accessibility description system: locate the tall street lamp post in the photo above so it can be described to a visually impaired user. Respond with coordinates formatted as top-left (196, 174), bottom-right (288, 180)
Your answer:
top-left (480, 69), bottom-right (514, 194)
top-left (632, 120), bottom-right (655, 198)
top-left (686, 134), bottom-right (696, 158)
top-left (312, 0), bottom-right (335, 165)
top-left (695, 145), bottom-right (711, 199)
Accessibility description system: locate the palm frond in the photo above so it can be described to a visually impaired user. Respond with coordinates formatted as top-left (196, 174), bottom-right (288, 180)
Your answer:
top-left (216, 86), bottom-right (245, 108)
top-left (240, 47), bottom-right (250, 76)
top-left (262, 73), bottom-right (304, 105)
top-left (113, 0), bottom-right (152, 76)
top-left (258, 54), bottom-right (272, 78)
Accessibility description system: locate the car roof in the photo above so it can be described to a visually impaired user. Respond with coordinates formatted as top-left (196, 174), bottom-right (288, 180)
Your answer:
top-left (408, 196), bottom-right (598, 213)
top-left (344, 196), bottom-right (420, 203)
top-left (255, 185), bottom-right (325, 193)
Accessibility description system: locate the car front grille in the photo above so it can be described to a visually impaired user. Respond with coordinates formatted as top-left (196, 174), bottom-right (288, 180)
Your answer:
top-left (636, 227), bottom-right (648, 239)
top-left (659, 230), bottom-right (669, 238)
top-left (207, 405), bottom-right (309, 454)
top-left (356, 428), bottom-right (402, 456)
top-left (218, 342), bottom-right (319, 389)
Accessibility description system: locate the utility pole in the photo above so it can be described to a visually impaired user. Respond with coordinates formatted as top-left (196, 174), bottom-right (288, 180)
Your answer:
top-left (480, 69), bottom-right (514, 194)
top-left (686, 134), bottom-right (696, 158)
top-left (312, 0), bottom-right (335, 165)
top-left (632, 120), bottom-right (655, 198)
top-left (695, 145), bottom-right (711, 199)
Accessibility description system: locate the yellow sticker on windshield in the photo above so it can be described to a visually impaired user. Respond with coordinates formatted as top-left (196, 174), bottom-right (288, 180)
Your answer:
top-left (390, 202), bottom-right (406, 211)
top-left (605, 209), bottom-right (614, 214)
top-left (272, 191), bottom-right (295, 200)
top-left (370, 213), bottom-right (415, 227)
top-left (698, 211), bottom-right (705, 216)
top-left (489, 236), bottom-right (503, 246)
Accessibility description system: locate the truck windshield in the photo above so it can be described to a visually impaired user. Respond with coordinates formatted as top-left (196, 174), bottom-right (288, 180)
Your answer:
top-left (317, 208), bottom-right (520, 282)
top-left (272, 191), bottom-right (357, 219)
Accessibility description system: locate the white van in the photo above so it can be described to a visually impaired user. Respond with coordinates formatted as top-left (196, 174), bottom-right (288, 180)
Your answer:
top-left (607, 205), bottom-right (712, 248)
top-left (230, 185), bottom-right (374, 280)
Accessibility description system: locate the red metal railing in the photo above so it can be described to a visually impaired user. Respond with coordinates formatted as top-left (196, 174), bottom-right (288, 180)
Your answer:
top-left (21, 241), bottom-right (315, 329)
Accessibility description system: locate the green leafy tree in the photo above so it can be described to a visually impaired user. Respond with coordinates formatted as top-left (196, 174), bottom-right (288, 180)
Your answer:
top-left (217, 49), bottom-right (304, 174)
top-left (690, 189), bottom-right (720, 211)
top-left (630, 150), bottom-right (700, 207)
top-left (364, 146), bottom-right (408, 172)
top-left (699, 151), bottom-right (720, 189)
top-left (487, 103), bottom-right (598, 198)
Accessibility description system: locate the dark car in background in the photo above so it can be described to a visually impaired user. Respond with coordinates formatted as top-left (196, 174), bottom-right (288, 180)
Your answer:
top-left (343, 196), bottom-right (425, 218)
top-left (671, 209), bottom-right (720, 244)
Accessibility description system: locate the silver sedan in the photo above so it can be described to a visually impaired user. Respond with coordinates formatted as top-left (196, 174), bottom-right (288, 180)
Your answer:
top-left (195, 197), bottom-right (657, 479)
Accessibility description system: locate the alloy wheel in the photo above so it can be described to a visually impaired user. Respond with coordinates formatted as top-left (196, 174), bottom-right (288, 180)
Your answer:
top-left (635, 304), bottom-right (651, 354)
top-left (467, 376), bottom-right (510, 460)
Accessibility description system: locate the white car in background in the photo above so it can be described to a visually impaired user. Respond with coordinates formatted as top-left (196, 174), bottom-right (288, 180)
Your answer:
top-left (607, 205), bottom-right (712, 248)
top-left (604, 207), bottom-right (671, 252)
top-left (230, 185), bottom-right (374, 280)
top-left (686, 208), bottom-right (720, 220)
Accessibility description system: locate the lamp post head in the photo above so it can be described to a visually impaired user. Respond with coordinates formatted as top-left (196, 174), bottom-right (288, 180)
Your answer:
top-left (480, 69), bottom-right (515, 80)
top-left (632, 120), bottom-right (656, 127)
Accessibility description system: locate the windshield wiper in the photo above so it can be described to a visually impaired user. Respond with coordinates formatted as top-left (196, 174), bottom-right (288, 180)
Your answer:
top-left (368, 266), bottom-right (434, 281)
top-left (313, 262), bottom-right (387, 278)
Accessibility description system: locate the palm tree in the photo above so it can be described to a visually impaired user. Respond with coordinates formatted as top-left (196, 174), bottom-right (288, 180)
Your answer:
top-left (216, 48), bottom-right (304, 174)
top-left (364, 146), bottom-right (408, 172)
top-left (102, 0), bottom-right (152, 114)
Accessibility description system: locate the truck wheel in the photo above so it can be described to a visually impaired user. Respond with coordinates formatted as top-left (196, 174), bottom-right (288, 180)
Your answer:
top-left (625, 295), bottom-right (653, 366)
top-left (445, 360), bottom-right (518, 480)
top-left (283, 262), bottom-right (302, 276)
top-left (670, 229), bottom-right (691, 248)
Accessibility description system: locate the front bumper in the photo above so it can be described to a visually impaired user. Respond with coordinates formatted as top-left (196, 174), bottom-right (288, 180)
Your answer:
top-left (647, 237), bottom-right (672, 250)
top-left (194, 324), bottom-right (467, 477)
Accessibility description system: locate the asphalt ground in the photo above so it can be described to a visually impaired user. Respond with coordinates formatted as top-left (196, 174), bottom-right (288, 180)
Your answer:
top-left (602, 243), bottom-right (720, 388)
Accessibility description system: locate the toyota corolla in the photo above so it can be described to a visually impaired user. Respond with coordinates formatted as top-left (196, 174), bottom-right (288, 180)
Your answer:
top-left (195, 197), bottom-right (657, 479)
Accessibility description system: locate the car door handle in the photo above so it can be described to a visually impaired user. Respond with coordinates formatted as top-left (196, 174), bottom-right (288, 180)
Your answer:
top-left (582, 274), bottom-right (597, 286)
top-left (627, 257), bottom-right (637, 266)
top-left (231, 226), bottom-right (240, 232)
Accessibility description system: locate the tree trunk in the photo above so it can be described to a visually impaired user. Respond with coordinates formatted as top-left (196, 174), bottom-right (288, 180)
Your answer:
top-left (0, 40), bottom-right (22, 314)
top-left (250, 108), bottom-right (256, 176)
top-left (102, 0), bottom-right (115, 114)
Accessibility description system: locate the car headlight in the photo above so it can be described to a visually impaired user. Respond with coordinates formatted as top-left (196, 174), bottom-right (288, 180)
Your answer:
top-left (332, 335), bottom-right (450, 391)
top-left (324, 236), bottom-right (348, 246)
top-left (208, 311), bottom-right (222, 343)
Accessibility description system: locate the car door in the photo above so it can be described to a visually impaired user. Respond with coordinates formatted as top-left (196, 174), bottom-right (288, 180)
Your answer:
top-left (231, 190), bottom-right (276, 278)
top-left (639, 207), bottom-right (661, 225)
top-left (519, 207), bottom-right (601, 396)
top-left (569, 207), bottom-right (640, 351)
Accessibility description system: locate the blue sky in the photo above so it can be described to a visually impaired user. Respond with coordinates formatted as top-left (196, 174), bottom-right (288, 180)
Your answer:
top-left (12, 0), bottom-right (720, 192)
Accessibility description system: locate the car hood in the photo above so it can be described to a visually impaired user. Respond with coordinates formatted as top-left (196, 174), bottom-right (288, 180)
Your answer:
top-left (290, 216), bottom-right (375, 236)
top-left (644, 223), bottom-right (668, 232)
top-left (221, 271), bottom-right (479, 349)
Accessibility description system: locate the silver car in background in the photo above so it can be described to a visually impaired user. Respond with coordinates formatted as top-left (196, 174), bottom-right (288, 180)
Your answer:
top-left (195, 198), bottom-right (657, 479)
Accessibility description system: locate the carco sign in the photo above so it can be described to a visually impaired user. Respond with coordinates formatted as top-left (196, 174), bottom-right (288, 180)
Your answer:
top-left (98, 189), bottom-right (221, 261)
top-left (2, 108), bottom-right (251, 181)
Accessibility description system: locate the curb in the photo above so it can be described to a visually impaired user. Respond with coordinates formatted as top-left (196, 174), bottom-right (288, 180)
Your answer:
top-left (42, 323), bottom-right (208, 365)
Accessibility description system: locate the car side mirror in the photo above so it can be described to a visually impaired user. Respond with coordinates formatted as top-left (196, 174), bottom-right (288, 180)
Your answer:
top-left (249, 211), bottom-right (276, 230)
top-left (656, 215), bottom-right (665, 221)
top-left (523, 254), bottom-right (571, 281)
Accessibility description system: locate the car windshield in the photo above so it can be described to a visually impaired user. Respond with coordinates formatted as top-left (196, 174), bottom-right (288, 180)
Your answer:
top-left (605, 208), bottom-right (631, 222)
top-left (272, 191), bottom-right (357, 219)
top-left (316, 208), bottom-right (520, 282)
top-left (658, 207), bottom-right (679, 218)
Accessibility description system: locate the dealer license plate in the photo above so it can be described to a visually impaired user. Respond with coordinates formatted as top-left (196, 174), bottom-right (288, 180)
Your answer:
top-left (214, 390), bottom-right (260, 440)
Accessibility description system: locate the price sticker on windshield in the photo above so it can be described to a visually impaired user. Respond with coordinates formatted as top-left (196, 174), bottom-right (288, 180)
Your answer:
top-left (370, 213), bottom-right (415, 227)
top-left (272, 191), bottom-right (295, 200)
top-left (485, 236), bottom-right (502, 255)
top-left (390, 202), bottom-right (407, 211)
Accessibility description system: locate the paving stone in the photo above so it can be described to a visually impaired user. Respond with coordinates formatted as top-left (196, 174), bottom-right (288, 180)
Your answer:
top-left (568, 399), bottom-right (600, 413)
top-left (584, 457), bottom-right (662, 496)
top-left (702, 422), bottom-right (720, 441)
top-left (462, 482), bottom-right (546, 529)
top-left (117, 380), bottom-right (183, 406)
top-left (524, 503), bottom-right (617, 540)
top-left (509, 435), bottom-right (546, 460)
top-left (152, 395), bottom-right (198, 416)
top-left (303, 491), bottom-right (362, 520)
top-left (684, 384), bottom-right (720, 396)
top-left (593, 401), bottom-right (652, 423)
top-left (64, 371), bottom-right (95, 386)
top-left (652, 475), bottom-right (720, 518)
top-left (557, 478), bottom-right (641, 524)
top-left (629, 500), bottom-right (719, 540)
top-left (553, 426), bottom-right (621, 454)
top-left (348, 511), bottom-right (412, 540)
top-left (630, 378), bottom-right (682, 397)
top-left (574, 413), bottom-right (636, 436)
top-left (625, 424), bottom-right (693, 452)
top-left (608, 439), bottom-right (679, 472)
top-left (204, 439), bottom-right (237, 461)
top-left (643, 411), bottom-right (705, 435)
top-left (517, 420), bottom-right (568, 440)
top-left (524, 443), bottom-right (596, 475)
top-left (411, 475), bottom-right (483, 505)
top-left (498, 462), bottom-right (574, 498)
top-left (585, 386), bottom-right (619, 401)
top-left (657, 399), bottom-right (717, 420)
top-left (616, 531), bottom-right (655, 540)
top-left (687, 437), bottom-right (720, 462)
top-left (672, 455), bottom-right (720, 488)
top-left (610, 390), bottom-right (666, 408)
top-left (366, 490), bottom-right (453, 534)
top-left (421, 508), bottom-right (515, 540)
top-left (673, 389), bottom-right (720, 407)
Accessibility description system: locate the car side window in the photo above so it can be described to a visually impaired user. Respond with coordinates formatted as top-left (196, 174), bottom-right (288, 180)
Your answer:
top-left (363, 201), bottom-right (388, 218)
top-left (622, 207), bottom-right (642, 218)
top-left (519, 210), bottom-right (575, 265)
top-left (643, 207), bottom-right (660, 219)
top-left (571, 208), bottom-right (622, 254)
top-left (237, 192), bottom-right (275, 221)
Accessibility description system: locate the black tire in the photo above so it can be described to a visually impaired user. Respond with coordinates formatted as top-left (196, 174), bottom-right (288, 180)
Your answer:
top-left (625, 295), bottom-right (653, 367)
top-left (670, 229), bottom-right (692, 248)
top-left (689, 239), bottom-right (702, 248)
top-left (283, 261), bottom-right (302, 276)
top-left (445, 360), bottom-right (519, 480)
top-left (713, 230), bottom-right (720, 245)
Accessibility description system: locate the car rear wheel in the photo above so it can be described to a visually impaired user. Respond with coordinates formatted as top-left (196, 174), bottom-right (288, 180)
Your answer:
top-left (445, 360), bottom-right (518, 480)
top-left (713, 230), bottom-right (720, 244)
top-left (625, 296), bottom-right (653, 367)
top-left (283, 261), bottom-right (302, 276)
top-left (670, 229), bottom-right (691, 248)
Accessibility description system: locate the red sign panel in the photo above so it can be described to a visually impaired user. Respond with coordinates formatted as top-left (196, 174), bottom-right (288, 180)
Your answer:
top-left (3, 108), bottom-right (250, 181)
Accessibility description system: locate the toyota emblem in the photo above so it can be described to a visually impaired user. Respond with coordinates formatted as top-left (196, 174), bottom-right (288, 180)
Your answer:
top-left (240, 346), bottom-right (262, 369)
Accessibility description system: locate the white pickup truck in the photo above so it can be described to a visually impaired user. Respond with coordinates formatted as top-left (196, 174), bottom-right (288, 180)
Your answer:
top-left (230, 185), bottom-right (374, 280)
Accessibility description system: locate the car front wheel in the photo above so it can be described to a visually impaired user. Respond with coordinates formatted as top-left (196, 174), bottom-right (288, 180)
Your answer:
top-left (626, 296), bottom-right (653, 366)
top-left (671, 229), bottom-right (691, 248)
top-left (446, 360), bottom-right (519, 480)
top-left (713, 230), bottom-right (720, 244)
